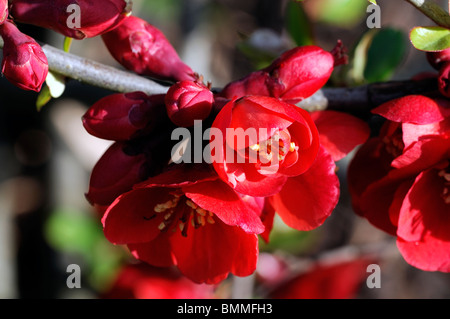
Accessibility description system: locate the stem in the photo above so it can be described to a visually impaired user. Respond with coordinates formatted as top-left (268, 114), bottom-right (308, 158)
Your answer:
top-left (404, 0), bottom-right (450, 28)
top-left (0, 37), bottom-right (169, 96)
top-left (0, 40), bottom-right (440, 113)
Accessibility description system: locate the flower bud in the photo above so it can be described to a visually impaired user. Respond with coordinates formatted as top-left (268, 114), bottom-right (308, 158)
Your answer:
top-left (220, 45), bottom-right (334, 103)
top-left (9, 0), bottom-right (130, 39)
top-left (101, 15), bottom-right (196, 82)
top-left (0, 0), bottom-right (8, 25)
top-left (438, 62), bottom-right (450, 98)
top-left (165, 81), bottom-right (213, 127)
top-left (426, 48), bottom-right (450, 70)
top-left (0, 20), bottom-right (48, 91)
top-left (83, 92), bottom-right (167, 141)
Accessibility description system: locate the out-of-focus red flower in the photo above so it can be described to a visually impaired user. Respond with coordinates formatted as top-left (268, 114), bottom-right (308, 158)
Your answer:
top-left (102, 263), bottom-right (217, 299)
top-left (9, 0), bottom-right (130, 39)
top-left (268, 258), bottom-right (375, 299)
top-left (348, 94), bottom-right (450, 272)
top-left (438, 62), bottom-right (450, 98)
top-left (102, 165), bottom-right (263, 284)
top-left (219, 45), bottom-right (334, 104)
top-left (165, 81), bottom-right (214, 127)
top-left (0, 0), bottom-right (7, 25)
top-left (101, 15), bottom-right (196, 82)
top-left (210, 95), bottom-right (320, 197)
top-left (82, 92), bottom-right (167, 141)
top-left (0, 20), bottom-right (48, 91)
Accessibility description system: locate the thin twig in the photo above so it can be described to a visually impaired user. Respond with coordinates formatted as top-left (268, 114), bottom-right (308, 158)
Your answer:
top-left (403, 0), bottom-right (450, 28)
top-left (0, 37), bottom-right (169, 96)
top-left (0, 40), bottom-right (440, 114)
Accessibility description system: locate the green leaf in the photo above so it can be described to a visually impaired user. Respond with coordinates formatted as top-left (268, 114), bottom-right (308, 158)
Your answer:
top-left (314, 0), bottom-right (368, 28)
top-left (410, 26), bottom-right (450, 52)
top-left (364, 28), bottom-right (407, 82)
top-left (368, 0), bottom-right (377, 4)
top-left (63, 37), bottom-right (73, 52)
top-left (44, 208), bottom-right (103, 257)
top-left (36, 85), bottom-right (52, 111)
top-left (285, 1), bottom-right (314, 46)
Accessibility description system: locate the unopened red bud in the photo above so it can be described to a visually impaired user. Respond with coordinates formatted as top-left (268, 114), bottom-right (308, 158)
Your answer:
top-left (9, 0), bottom-right (130, 39)
top-left (0, 0), bottom-right (7, 25)
top-left (426, 48), bottom-right (450, 70)
top-left (83, 92), bottom-right (166, 141)
top-left (220, 45), bottom-right (334, 103)
top-left (86, 142), bottom-right (147, 206)
top-left (101, 15), bottom-right (196, 82)
top-left (165, 81), bottom-right (213, 127)
top-left (0, 20), bottom-right (48, 91)
top-left (438, 62), bottom-right (450, 98)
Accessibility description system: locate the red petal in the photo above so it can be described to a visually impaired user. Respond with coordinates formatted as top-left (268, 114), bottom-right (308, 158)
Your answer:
top-left (270, 147), bottom-right (339, 231)
top-left (391, 136), bottom-right (450, 172)
top-left (169, 218), bottom-right (259, 284)
top-left (102, 188), bottom-right (174, 244)
top-left (86, 142), bottom-right (146, 206)
top-left (347, 138), bottom-right (393, 216)
top-left (402, 115), bottom-right (450, 149)
top-left (372, 95), bottom-right (450, 125)
top-left (259, 199), bottom-right (276, 243)
top-left (397, 237), bottom-right (450, 272)
top-left (136, 164), bottom-right (217, 188)
top-left (128, 235), bottom-right (176, 268)
top-left (397, 169), bottom-right (450, 243)
top-left (218, 160), bottom-right (288, 197)
top-left (311, 110), bottom-right (370, 161)
top-left (183, 180), bottom-right (265, 234)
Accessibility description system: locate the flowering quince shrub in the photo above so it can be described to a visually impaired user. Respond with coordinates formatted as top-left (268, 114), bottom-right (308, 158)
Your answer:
top-left (80, 14), bottom-right (370, 282)
top-left (2, 0), bottom-right (450, 294)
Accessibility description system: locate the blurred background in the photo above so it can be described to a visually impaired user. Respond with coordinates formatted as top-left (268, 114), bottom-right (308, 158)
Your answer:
top-left (1, 0), bottom-right (449, 299)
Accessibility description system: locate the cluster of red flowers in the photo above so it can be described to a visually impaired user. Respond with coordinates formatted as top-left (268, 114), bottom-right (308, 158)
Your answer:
top-left (3, 0), bottom-right (449, 286)
top-left (80, 14), bottom-right (369, 283)
top-left (348, 51), bottom-right (450, 272)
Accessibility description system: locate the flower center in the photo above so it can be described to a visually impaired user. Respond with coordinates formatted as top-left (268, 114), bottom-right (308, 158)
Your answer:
top-left (249, 129), bottom-right (297, 165)
top-left (150, 194), bottom-right (215, 236)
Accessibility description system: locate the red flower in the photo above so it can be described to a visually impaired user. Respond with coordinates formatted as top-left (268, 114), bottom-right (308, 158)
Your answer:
top-left (102, 165), bottom-right (263, 284)
top-left (102, 263), bottom-right (216, 299)
top-left (348, 94), bottom-right (450, 272)
top-left (165, 80), bottom-right (214, 127)
top-left (219, 45), bottom-right (334, 104)
top-left (101, 15), bottom-right (196, 82)
top-left (210, 95), bottom-right (320, 197)
top-left (0, 20), bottom-right (48, 91)
top-left (0, 0), bottom-right (7, 25)
top-left (261, 110), bottom-right (369, 233)
top-left (9, 0), bottom-right (130, 39)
